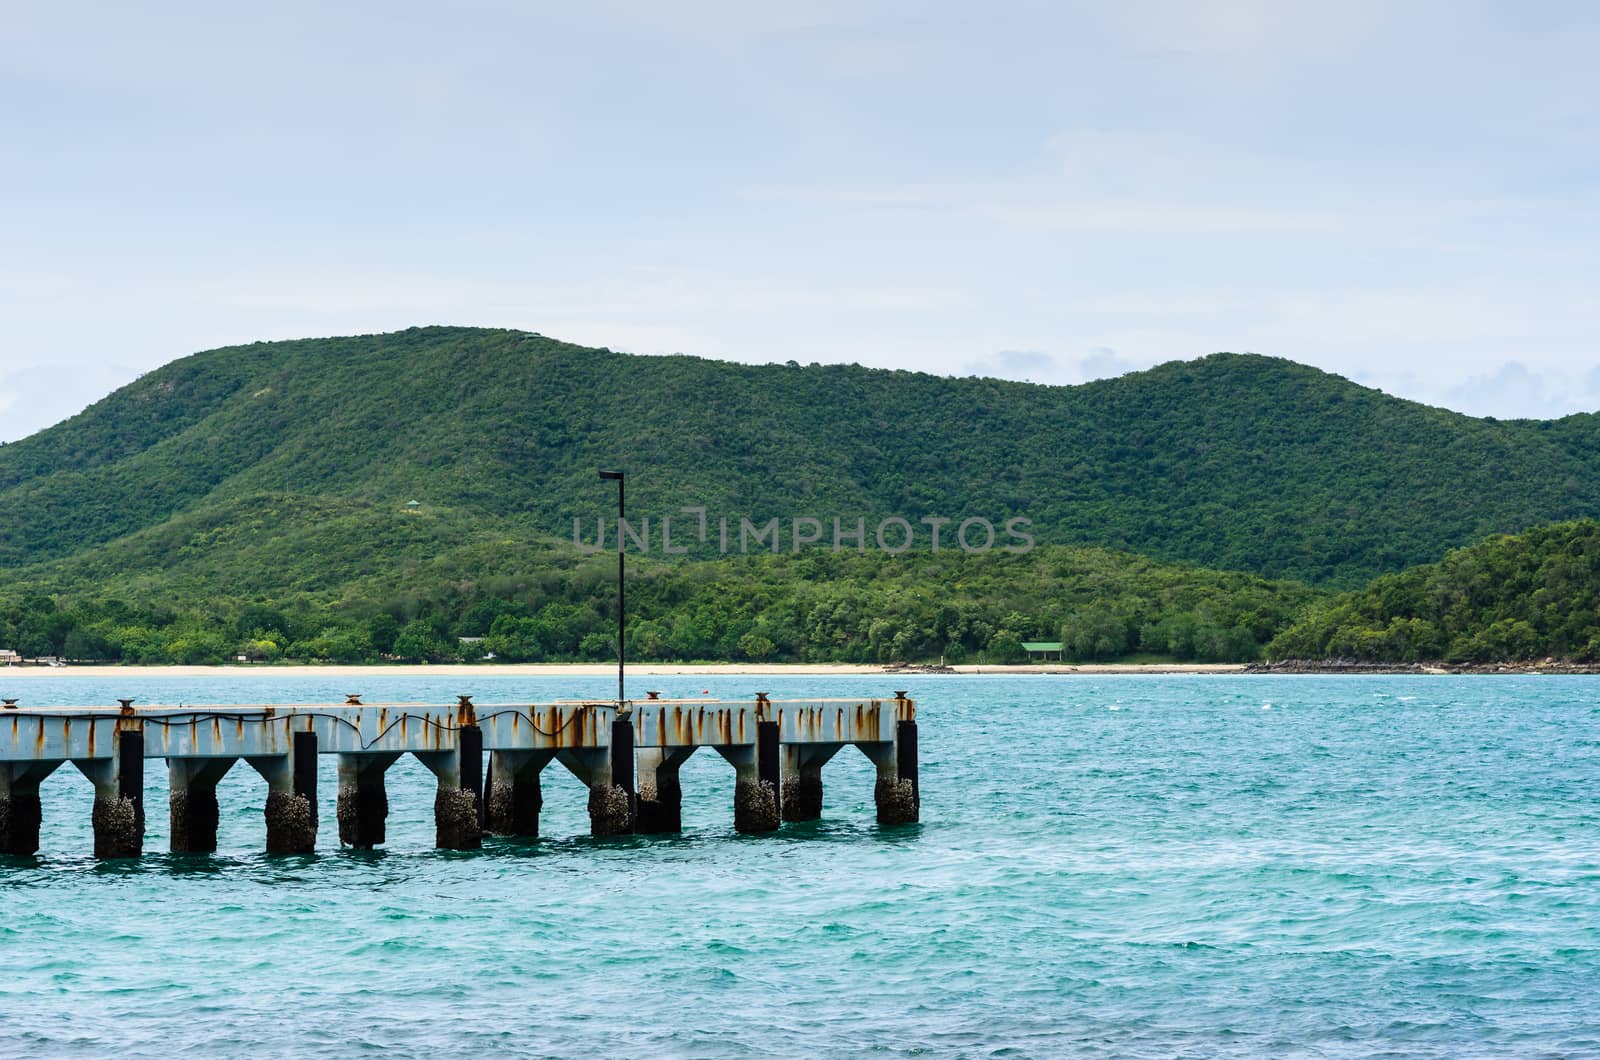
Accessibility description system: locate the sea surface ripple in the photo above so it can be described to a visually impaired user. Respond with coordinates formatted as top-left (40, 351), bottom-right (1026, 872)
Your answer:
top-left (2, 674), bottom-right (1598, 1057)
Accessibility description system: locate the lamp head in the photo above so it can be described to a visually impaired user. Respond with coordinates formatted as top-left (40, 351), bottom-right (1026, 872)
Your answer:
top-left (598, 470), bottom-right (624, 481)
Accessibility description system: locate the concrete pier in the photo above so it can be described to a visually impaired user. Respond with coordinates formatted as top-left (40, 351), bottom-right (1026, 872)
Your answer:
top-left (780, 744), bottom-right (839, 822)
top-left (415, 710), bottom-right (483, 850)
top-left (716, 743), bottom-right (775, 832)
top-left (556, 744), bottom-right (633, 837)
top-left (250, 730), bottom-right (318, 854)
top-left (336, 752), bottom-right (397, 849)
top-left (871, 717), bottom-right (920, 826)
top-left (0, 762), bottom-right (54, 855)
top-left (716, 721), bottom-right (781, 833)
top-left (485, 750), bottom-right (551, 837)
top-left (75, 729), bottom-right (145, 859)
top-left (635, 747), bottom-right (692, 833)
top-left (0, 692), bottom-right (917, 856)
top-left (168, 757), bottom-right (234, 853)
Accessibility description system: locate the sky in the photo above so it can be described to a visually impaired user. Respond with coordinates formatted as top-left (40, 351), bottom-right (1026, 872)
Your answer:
top-left (3, 1), bottom-right (1599, 441)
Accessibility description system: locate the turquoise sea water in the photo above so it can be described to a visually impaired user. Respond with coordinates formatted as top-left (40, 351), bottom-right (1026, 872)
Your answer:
top-left (2, 673), bottom-right (1598, 1057)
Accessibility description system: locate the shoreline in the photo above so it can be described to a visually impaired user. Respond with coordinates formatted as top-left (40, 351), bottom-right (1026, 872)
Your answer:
top-left (0, 662), bottom-right (1250, 678)
top-left (1243, 660), bottom-right (1600, 675)
top-left (5, 660), bottom-right (1596, 678)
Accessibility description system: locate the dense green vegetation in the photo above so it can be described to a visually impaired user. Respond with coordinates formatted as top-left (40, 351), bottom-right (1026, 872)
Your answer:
top-left (5, 327), bottom-right (1600, 587)
top-left (0, 516), bottom-right (1321, 664)
top-left (1268, 520), bottom-right (1600, 662)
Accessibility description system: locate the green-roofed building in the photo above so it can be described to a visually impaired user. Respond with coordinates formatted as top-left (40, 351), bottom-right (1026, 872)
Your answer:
top-left (1021, 641), bottom-right (1063, 662)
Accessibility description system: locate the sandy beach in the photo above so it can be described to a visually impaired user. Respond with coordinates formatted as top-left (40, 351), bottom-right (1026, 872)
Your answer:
top-left (0, 662), bottom-right (1249, 678)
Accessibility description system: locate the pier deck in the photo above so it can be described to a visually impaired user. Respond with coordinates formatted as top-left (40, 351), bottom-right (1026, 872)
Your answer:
top-left (0, 694), bottom-right (918, 857)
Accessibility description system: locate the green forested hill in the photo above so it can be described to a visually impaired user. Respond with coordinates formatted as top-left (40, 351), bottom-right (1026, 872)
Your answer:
top-left (3, 326), bottom-right (1599, 587)
top-left (1268, 520), bottom-right (1600, 662)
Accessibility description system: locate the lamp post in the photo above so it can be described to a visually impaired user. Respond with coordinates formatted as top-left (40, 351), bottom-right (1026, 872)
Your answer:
top-left (598, 470), bottom-right (625, 704)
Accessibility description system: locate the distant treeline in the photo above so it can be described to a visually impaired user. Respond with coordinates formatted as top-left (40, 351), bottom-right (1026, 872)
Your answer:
top-left (0, 546), bottom-right (1320, 666)
top-left (13, 520), bottom-right (1600, 668)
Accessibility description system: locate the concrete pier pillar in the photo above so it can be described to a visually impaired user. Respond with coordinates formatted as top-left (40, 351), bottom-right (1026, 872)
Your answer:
top-left (717, 723), bottom-right (781, 833)
top-left (247, 730), bottom-right (318, 853)
top-left (636, 747), bottom-right (694, 834)
top-left (74, 729), bottom-right (145, 858)
top-left (454, 723), bottom-right (485, 847)
top-left (415, 724), bottom-right (484, 850)
top-left (780, 743), bottom-right (840, 822)
top-left (588, 784), bottom-right (632, 836)
top-left (0, 762), bottom-right (58, 856)
top-left (486, 750), bottom-right (553, 837)
top-left (866, 719), bottom-right (919, 825)
top-left (336, 752), bottom-right (399, 849)
top-left (555, 735), bottom-right (633, 838)
top-left (168, 757), bottom-right (236, 853)
top-left (609, 715), bottom-right (636, 834)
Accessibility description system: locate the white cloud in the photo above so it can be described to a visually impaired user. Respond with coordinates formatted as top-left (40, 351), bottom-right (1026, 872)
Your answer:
top-left (1433, 361), bottom-right (1598, 420)
top-left (4, 1), bottom-right (1600, 438)
top-left (962, 346), bottom-right (1154, 386)
top-left (964, 349), bottom-right (1059, 381)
